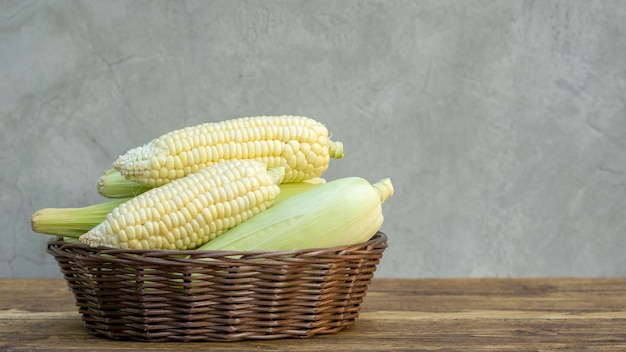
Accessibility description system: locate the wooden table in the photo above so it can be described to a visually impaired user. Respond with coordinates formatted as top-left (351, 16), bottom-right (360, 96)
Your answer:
top-left (1, 278), bottom-right (625, 351)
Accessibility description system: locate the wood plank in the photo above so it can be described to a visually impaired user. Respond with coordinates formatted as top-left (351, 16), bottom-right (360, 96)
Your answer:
top-left (2, 314), bottom-right (626, 351)
top-left (0, 278), bottom-right (77, 312)
top-left (1, 278), bottom-right (625, 351)
top-left (360, 278), bottom-right (626, 312)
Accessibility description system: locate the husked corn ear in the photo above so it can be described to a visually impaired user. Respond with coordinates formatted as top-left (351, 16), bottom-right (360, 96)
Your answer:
top-left (79, 160), bottom-right (285, 250)
top-left (113, 115), bottom-right (343, 187)
top-left (198, 177), bottom-right (394, 252)
top-left (31, 181), bottom-right (323, 238)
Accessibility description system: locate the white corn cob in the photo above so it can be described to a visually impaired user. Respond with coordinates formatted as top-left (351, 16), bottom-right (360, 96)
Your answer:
top-left (112, 115), bottom-right (343, 187)
top-left (79, 159), bottom-right (285, 250)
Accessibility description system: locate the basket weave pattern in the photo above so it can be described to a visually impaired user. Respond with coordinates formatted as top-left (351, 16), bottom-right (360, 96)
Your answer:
top-left (47, 232), bottom-right (387, 342)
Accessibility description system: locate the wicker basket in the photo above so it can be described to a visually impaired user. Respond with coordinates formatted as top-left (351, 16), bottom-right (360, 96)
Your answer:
top-left (47, 232), bottom-right (388, 342)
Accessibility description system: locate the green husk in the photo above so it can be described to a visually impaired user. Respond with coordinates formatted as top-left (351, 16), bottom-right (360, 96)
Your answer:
top-left (197, 177), bottom-right (393, 252)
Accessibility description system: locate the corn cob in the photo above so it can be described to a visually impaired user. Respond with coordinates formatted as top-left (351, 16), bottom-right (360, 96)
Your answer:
top-left (78, 159), bottom-right (285, 250)
top-left (197, 177), bottom-right (394, 252)
top-left (31, 182), bottom-right (322, 238)
top-left (111, 115), bottom-right (343, 188)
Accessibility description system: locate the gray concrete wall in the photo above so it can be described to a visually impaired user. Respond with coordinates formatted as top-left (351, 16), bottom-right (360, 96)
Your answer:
top-left (2, 0), bottom-right (625, 278)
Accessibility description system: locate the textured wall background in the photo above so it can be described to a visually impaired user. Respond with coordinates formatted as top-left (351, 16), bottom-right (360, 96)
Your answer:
top-left (2, 0), bottom-right (625, 278)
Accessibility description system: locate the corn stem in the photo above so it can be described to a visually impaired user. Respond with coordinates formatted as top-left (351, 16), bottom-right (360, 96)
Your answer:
top-left (31, 198), bottom-right (129, 238)
top-left (97, 169), bottom-right (151, 198)
top-left (373, 178), bottom-right (394, 204)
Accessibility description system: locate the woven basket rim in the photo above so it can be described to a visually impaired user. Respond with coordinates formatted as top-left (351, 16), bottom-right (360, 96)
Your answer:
top-left (47, 232), bottom-right (388, 259)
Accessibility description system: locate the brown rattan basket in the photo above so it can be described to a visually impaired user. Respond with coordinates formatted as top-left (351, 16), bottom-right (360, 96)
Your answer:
top-left (47, 232), bottom-right (388, 342)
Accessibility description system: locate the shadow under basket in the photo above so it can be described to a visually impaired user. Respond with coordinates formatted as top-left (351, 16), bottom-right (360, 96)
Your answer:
top-left (47, 232), bottom-right (388, 342)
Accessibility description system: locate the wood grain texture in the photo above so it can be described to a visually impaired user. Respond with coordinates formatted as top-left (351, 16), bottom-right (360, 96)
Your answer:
top-left (1, 278), bottom-right (625, 351)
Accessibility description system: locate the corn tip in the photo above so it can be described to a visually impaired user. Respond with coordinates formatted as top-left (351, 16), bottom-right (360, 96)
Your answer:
top-left (79, 229), bottom-right (118, 248)
top-left (78, 232), bottom-right (99, 247)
